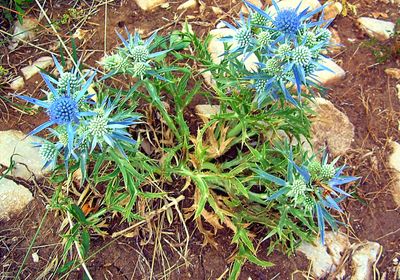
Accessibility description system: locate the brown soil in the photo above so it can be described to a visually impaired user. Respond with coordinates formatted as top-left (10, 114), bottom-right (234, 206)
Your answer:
top-left (1, 0), bottom-right (399, 279)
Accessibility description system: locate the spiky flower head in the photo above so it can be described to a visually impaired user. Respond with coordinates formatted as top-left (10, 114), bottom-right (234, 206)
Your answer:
top-left (132, 62), bottom-right (147, 78)
top-left (274, 9), bottom-right (301, 35)
top-left (257, 31), bottom-right (272, 45)
top-left (235, 27), bottom-right (253, 48)
top-left (130, 45), bottom-right (149, 62)
top-left (102, 54), bottom-right (125, 71)
top-left (317, 28), bottom-right (332, 43)
top-left (88, 116), bottom-right (109, 138)
top-left (39, 142), bottom-right (58, 162)
top-left (308, 160), bottom-right (322, 176)
top-left (56, 126), bottom-right (69, 146)
top-left (320, 164), bottom-right (336, 180)
top-left (251, 12), bottom-right (269, 26)
top-left (304, 196), bottom-right (315, 211)
top-left (254, 79), bottom-right (267, 93)
top-left (277, 43), bottom-right (292, 60)
top-left (304, 62), bottom-right (317, 76)
top-left (290, 179), bottom-right (307, 196)
top-left (292, 45), bottom-right (312, 66)
top-left (48, 96), bottom-right (79, 125)
top-left (300, 31), bottom-right (318, 48)
top-left (58, 72), bottom-right (81, 93)
top-left (264, 58), bottom-right (281, 75)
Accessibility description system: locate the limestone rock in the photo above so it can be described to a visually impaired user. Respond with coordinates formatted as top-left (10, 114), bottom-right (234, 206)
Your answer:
top-left (200, 69), bottom-right (216, 88)
top-left (241, 0), bottom-right (262, 15)
top-left (328, 28), bottom-right (343, 54)
top-left (9, 17), bottom-right (38, 50)
top-left (385, 68), bottom-right (400, 80)
top-left (177, 0), bottom-right (197, 10)
top-left (388, 141), bottom-right (400, 207)
top-left (0, 178), bottom-right (33, 221)
top-left (134, 0), bottom-right (166, 11)
top-left (357, 17), bottom-right (395, 41)
top-left (310, 98), bottom-right (354, 156)
top-left (323, 2), bottom-right (343, 21)
top-left (351, 242), bottom-right (381, 280)
top-left (313, 57), bottom-right (346, 85)
top-left (10, 76), bottom-right (25, 91)
top-left (297, 231), bottom-right (350, 278)
top-left (208, 28), bottom-right (259, 71)
top-left (299, 232), bottom-right (382, 280)
top-left (0, 130), bottom-right (50, 180)
top-left (21, 56), bottom-right (54, 80)
top-left (195, 104), bottom-right (224, 122)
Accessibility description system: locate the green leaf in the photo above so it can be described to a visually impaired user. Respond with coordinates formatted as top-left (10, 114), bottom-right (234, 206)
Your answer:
top-left (81, 229), bottom-right (90, 258)
top-left (70, 204), bottom-right (88, 225)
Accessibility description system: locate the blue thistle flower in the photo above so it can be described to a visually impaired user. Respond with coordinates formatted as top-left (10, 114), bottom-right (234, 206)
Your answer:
top-left (84, 95), bottom-right (140, 156)
top-left (220, 15), bottom-right (256, 59)
top-left (48, 95), bottom-right (79, 124)
top-left (244, 0), bottom-right (329, 42)
top-left (107, 28), bottom-right (170, 80)
top-left (254, 151), bottom-right (359, 245)
top-left (33, 140), bottom-right (63, 169)
top-left (16, 66), bottom-right (96, 161)
top-left (274, 9), bottom-right (301, 35)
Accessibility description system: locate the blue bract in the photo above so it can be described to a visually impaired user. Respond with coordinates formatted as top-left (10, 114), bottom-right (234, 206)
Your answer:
top-left (219, 1), bottom-right (334, 106)
top-left (102, 28), bottom-right (170, 80)
top-left (48, 95), bottom-right (79, 124)
top-left (254, 151), bottom-right (359, 244)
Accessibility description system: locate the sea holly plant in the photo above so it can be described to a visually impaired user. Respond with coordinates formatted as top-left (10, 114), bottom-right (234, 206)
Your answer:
top-left (253, 151), bottom-right (359, 244)
top-left (12, 1), bottom-right (361, 279)
top-left (16, 56), bottom-right (140, 177)
top-left (219, 0), bottom-right (335, 106)
top-left (102, 28), bottom-right (170, 79)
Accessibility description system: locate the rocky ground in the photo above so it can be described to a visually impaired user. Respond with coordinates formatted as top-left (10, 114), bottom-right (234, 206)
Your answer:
top-left (0, 0), bottom-right (399, 279)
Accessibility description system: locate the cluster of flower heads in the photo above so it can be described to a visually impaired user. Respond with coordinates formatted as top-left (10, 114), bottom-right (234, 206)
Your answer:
top-left (101, 28), bottom-right (169, 79)
top-left (18, 56), bottom-right (139, 174)
top-left (257, 152), bottom-right (359, 244)
top-left (220, 0), bottom-right (334, 106)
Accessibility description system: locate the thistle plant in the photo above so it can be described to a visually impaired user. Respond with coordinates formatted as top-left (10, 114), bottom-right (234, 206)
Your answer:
top-left (254, 152), bottom-right (359, 244)
top-left (219, 0), bottom-right (334, 106)
top-left (13, 2), bottom-right (361, 279)
top-left (102, 28), bottom-right (170, 79)
top-left (17, 56), bottom-right (139, 177)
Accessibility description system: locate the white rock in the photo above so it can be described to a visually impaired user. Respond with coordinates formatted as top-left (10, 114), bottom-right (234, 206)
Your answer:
top-left (297, 232), bottom-right (350, 278)
top-left (200, 69), bottom-right (216, 88)
top-left (323, 2), bottom-right (343, 21)
top-left (0, 178), bottom-right (33, 221)
top-left (134, 0), bottom-right (166, 11)
top-left (269, 0), bottom-right (321, 16)
top-left (195, 104), bottom-right (224, 122)
top-left (310, 97), bottom-right (354, 156)
top-left (388, 141), bottom-right (400, 207)
top-left (0, 130), bottom-right (50, 180)
top-left (313, 57), bottom-right (346, 85)
top-left (10, 76), bottom-right (25, 91)
top-left (9, 17), bottom-right (38, 50)
top-left (241, 0), bottom-right (262, 15)
top-left (396, 84), bottom-right (400, 102)
top-left (384, 68), bottom-right (400, 80)
top-left (357, 17), bottom-right (395, 41)
top-left (351, 242), bottom-right (381, 280)
top-left (20, 56), bottom-right (54, 80)
top-left (177, 0), bottom-right (197, 10)
top-left (208, 28), bottom-right (259, 71)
